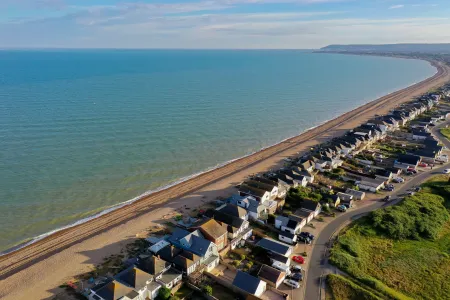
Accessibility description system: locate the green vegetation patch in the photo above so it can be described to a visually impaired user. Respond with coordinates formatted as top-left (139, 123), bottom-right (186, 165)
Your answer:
top-left (440, 128), bottom-right (450, 140)
top-left (329, 178), bottom-right (450, 300)
top-left (327, 274), bottom-right (383, 300)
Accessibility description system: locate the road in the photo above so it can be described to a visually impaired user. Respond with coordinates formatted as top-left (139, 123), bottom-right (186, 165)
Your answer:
top-left (303, 121), bottom-right (450, 300)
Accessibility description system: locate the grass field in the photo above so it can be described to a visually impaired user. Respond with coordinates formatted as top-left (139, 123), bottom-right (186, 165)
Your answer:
top-left (328, 177), bottom-right (450, 300)
top-left (327, 274), bottom-right (383, 300)
top-left (440, 128), bottom-right (450, 140)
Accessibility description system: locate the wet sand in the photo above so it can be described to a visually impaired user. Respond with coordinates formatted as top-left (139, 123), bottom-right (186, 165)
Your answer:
top-left (0, 60), bottom-right (449, 300)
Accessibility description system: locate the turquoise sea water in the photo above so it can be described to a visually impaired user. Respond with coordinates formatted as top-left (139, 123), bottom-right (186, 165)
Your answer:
top-left (0, 50), bottom-right (436, 252)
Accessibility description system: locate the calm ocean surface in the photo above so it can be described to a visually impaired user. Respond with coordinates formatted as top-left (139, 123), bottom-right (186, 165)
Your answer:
top-left (0, 50), bottom-right (436, 251)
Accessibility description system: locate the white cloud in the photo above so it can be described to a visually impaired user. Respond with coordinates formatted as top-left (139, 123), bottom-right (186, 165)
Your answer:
top-left (389, 5), bottom-right (404, 9)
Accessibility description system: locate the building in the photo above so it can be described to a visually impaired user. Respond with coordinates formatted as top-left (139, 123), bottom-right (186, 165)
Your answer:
top-left (238, 184), bottom-right (271, 202)
top-left (275, 215), bottom-right (305, 234)
top-left (257, 264), bottom-right (286, 288)
top-left (394, 154), bottom-right (421, 170)
top-left (278, 231), bottom-right (297, 245)
top-left (216, 203), bottom-right (248, 220)
top-left (336, 192), bottom-right (353, 201)
top-left (229, 195), bottom-right (268, 221)
top-left (256, 238), bottom-right (293, 257)
top-left (88, 280), bottom-right (140, 300)
top-left (252, 177), bottom-right (288, 198)
top-left (232, 271), bottom-right (267, 297)
top-left (269, 252), bottom-right (291, 266)
top-left (294, 209), bottom-right (315, 223)
top-left (244, 179), bottom-right (279, 200)
top-left (300, 199), bottom-right (322, 217)
top-left (167, 228), bottom-right (219, 272)
top-left (328, 194), bottom-right (340, 207)
top-left (192, 218), bottom-right (228, 251)
top-left (357, 177), bottom-right (385, 192)
top-left (345, 188), bottom-right (366, 200)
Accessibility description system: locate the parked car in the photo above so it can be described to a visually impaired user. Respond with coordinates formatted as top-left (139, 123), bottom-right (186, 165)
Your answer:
top-left (337, 205), bottom-right (347, 212)
top-left (292, 256), bottom-right (305, 264)
top-left (407, 191), bottom-right (415, 196)
top-left (299, 232), bottom-right (315, 240)
top-left (384, 186), bottom-right (394, 192)
top-left (444, 169), bottom-right (450, 174)
top-left (291, 265), bottom-right (303, 273)
top-left (407, 168), bottom-right (417, 174)
top-left (383, 196), bottom-right (391, 202)
top-left (284, 279), bottom-right (300, 289)
top-left (289, 272), bottom-right (303, 282)
top-left (419, 162), bottom-right (428, 167)
top-left (393, 177), bottom-right (405, 183)
top-left (297, 235), bottom-right (312, 244)
top-left (415, 187), bottom-right (422, 192)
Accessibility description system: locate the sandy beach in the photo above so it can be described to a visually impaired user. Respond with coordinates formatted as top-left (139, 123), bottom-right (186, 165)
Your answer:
top-left (0, 59), bottom-right (449, 300)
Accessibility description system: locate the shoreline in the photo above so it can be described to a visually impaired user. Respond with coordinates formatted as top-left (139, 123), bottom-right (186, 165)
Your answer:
top-left (0, 57), bottom-right (438, 256)
top-left (0, 58), bottom-right (449, 300)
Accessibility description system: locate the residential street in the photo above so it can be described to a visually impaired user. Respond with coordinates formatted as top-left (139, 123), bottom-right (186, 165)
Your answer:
top-left (303, 121), bottom-right (450, 300)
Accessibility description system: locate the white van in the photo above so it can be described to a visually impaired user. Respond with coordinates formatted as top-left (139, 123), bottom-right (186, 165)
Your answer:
top-left (272, 261), bottom-right (291, 275)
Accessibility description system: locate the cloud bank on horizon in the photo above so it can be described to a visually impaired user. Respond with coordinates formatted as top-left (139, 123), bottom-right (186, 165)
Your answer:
top-left (1, 0), bottom-right (449, 48)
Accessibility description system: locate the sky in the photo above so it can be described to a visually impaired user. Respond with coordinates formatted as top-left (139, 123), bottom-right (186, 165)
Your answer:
top-left (1, 0), bottom-right (450, 49)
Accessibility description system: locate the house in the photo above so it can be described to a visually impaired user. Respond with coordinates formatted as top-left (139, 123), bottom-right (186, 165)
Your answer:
top-left (149, 240), bottom-right (170, 255)
top-left (252, 177), bottom-right (288, 198)
top-left (328, 194), bottom-right (340, 207)
top-left (245, 180), bottom-right (279, 200)
top-left (239, 184), bottom-right (271, 202)
top-left (340, 198), bottom-right (354, 208)
top-left (394, 154), bottom-right (421, 170)
top-left (232, 271), bottom-right (267, 297)
top-left (336, 192), bottom-right (353, 202)
top-left (156, 267), bottom-right (182, 289)
top-left (191, 219), bottom-right (228, 251)
top-left (204, 209), bottom-right (252, 249)
top-left (270, 173), bottom-right (299, 188)
top-left (216, 203), bottom-right (248, 220)
top-left (345, 188), bottom-right (366, 200)
top-left (171, 250), bottom-right (201, 276)
top-left (294, 209), bottom-right (315, 223)
top-left (374, 168), bottom-right (393, 182)
top-left (357, 177), bottom-right (385, 192)
top-left (291, 167), bottom-right (315, 183)
top-left (137, 255), bottom-right (172, 280)
top-left (299, 159), bottom-right (315, 172)
top-left (229, 195), bottom-right (268, 221)
top-left (278, 231), bottom-right (297, 245)
top-left (167, 228), bottom-right (219, 272)
top-left (88, 280), bottom-right (140, 300)
top-left (257, 265), bottom-right (286, 288)
top-left (269, 253), bottom-right (291, 266)
top-left (412, 129), bottom-right (432, 140)
top-left (300, 199), bottom-right (321, 217)
top-left (256, 238), bottom-right (293, 257)
top-left (280, 170), bottom-right (308, 187)
top-left (414, 146), bottom-right (443, 163)
top-left (274, 215), bottom-right (305, 234)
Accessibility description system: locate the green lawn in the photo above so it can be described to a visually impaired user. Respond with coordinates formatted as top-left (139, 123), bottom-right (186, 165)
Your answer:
top-left (328, 178), bottom-right (450, 300)
top-left (440, 128), bottom-right (450, 140)
top-left (327, 274), bottom-right (383, 300)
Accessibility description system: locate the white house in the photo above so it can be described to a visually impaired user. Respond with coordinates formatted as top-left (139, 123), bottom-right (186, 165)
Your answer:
top-left (256, 238), bottom-right (293, 257)
top-left (336, 192), bottom-right (353, 201)
top-left (278, 231), bottom-right (297, 245)
top-left (345, 188), bottom-right (366, 200)
top-left (275, 215), bottom-right (305, 234)
top-left (245, 179), bottom-right (279, 200)
top-left (357, 178), bottom-right (385, 192)
top-left (238, 184), bottom-right (271, 202)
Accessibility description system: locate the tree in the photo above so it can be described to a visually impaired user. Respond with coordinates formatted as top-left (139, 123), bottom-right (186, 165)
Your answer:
top-left (157, 286), bottom-right (171, 300)
top-left (202, 285), bottom-right (213, 296)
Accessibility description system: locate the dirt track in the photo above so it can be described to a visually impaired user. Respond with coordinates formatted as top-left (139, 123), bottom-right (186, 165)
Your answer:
top-left (0, 59), bottom-right (449, 300)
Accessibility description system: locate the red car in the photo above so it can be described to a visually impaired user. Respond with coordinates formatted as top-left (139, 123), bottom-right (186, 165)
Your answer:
top-left (292, 256), bottom-right (305, 264)
top-left (418, 162), bottom-right (428, 167)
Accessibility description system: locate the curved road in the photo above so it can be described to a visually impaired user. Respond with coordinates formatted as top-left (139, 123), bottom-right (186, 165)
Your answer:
top-left (304, 121), bottom-right (450, 300)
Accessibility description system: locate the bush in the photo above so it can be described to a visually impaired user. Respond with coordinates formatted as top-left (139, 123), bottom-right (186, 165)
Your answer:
top-left (202, 285), bottom-right (213, 296)
top-left (158, 287), bottom-right (171, 300)
top-left (246, 262), bottom-right (253, 269)
top-left (301, 251), bottom-right (308, 257)
top-left (317, 216), bottom-right (324, 222)
top-left (233, 260), bottom-right (240, 266)
top-left (322, 205), bottom-right (331, 213)
top-left (240, 254), bottom-right (246, 260)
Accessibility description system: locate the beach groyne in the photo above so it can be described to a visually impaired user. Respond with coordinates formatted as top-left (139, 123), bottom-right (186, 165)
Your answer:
top-left (0, 59), bottom-right (449, 300)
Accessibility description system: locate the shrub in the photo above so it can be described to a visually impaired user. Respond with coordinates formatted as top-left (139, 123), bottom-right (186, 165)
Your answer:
top-left (322, 205), bottom-right (331, 213)
top-left (202, 285), bottom-right (213, 296)
top-left (158, 287), bottom-right (171, 300)
top-left (301, 251), bottom-right (308, 257)
top-left (246, 262), bottom-right (253, 269)
top-left (233, 260), bottom-right (240, 266)
top-left (317, 216), bottom-right (324, 222)
top-left (240, 254), bottom-right (246, 260)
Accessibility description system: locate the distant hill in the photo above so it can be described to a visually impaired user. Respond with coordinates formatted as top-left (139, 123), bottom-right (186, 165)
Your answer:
top-left (319, 43), bottom-right (450, 54)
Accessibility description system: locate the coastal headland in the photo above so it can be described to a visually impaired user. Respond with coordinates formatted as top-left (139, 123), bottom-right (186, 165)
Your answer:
top-left (1, 59), bottom-right (449, 300)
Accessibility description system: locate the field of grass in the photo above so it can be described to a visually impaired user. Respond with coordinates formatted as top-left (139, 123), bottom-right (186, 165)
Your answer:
top-left (328, 178), bottom-right (450, 300)
top-left (327, 274), bottom-right (383, 300)
top-left (440, 128), bottom-right (450, 140)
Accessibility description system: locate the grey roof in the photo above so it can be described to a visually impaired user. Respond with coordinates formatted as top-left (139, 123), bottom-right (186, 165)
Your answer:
top-left (269, 253), bottom-right (289, 264)
top-left (233, 271), bottom-right (263, 294)
top-left (205, 210), bottom-right (245, 232)
top-left (93, 280), bottom-right (135, 300)
top-left (256, 238), bottom-right (292, 256)
top-left (258, 265), bottom-right (285, 284)
top-left (146, 281), bottom-right (161, 293)
top-left (397, 154), bottom-right (421, 165)
top-left (301, 199), bottom-right (321, 212)
top-left (167, 228), bottom-right (212, 257)
top-left (115, 266), bottom-right (152, 290)
top-left (275, 216), bottom-right (289, 227)
top-left (158, 267), bottom-right (182, 285)
top-left (286, 219), bottom-right (298, 230)
top-left (239, 184), bottom-right (268, 198)
top-left (137, 255), bottom-right (171, 276)
top-left (294, 209), bottom-right (314, 219)
top-left (217, 203), bottom-right (247, 218)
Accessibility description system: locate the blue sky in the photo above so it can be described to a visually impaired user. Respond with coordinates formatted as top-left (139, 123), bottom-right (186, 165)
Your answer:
top-left (1, 0), bottom-right (450, 48)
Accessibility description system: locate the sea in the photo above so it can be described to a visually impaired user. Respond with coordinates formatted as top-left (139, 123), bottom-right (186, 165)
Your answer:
top-left (0, 50), bottom-right (436, 253)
